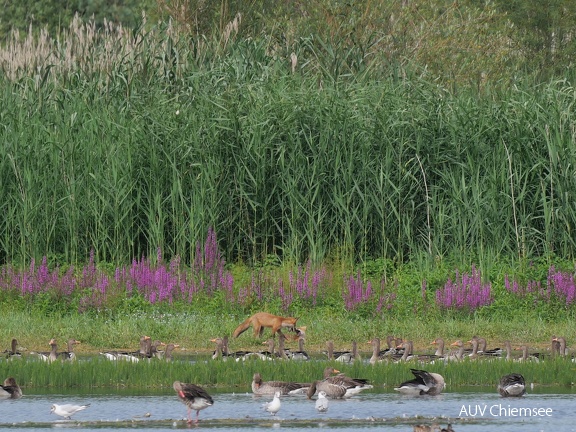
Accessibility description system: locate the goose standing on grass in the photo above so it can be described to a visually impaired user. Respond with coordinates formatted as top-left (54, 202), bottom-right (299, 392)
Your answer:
top-left (173, 381), bottom-right (214, 424)
top-left (0, 377), bottom-right (22, 399)
top-left (221, 336), bottom-right (262, 361)
top-left (315, 391), bottom-right (329, 412)
top-left (333, 341), bottom-right (359, 363)
top-left (50, 403), bottom-right (90, 419)
top-left (477, 337), bottom-right (502, 356)
top-left (288, 336), bottom-right (310, 360)
top-left (498, 373), bottom-right (526, 397)
top-left (58, 339), bottom-right (80, 361)
top-left (396, 341), bottom-right (418, 362)
top-left (211, 337), bottom-right (225, 360)
top-left (262, 391), bottom-right (281, 416)
top-left (368, 337), bottom-right (385, 364)
top-left (149, 340), bottom-right (166, 359)
top-left (552, 336), bottom-right (570, 357)
top-left (252, 373), bottom-right (309, 395)
top-left (100, 335), bottom-right (150, 363)
top-left (276, 333), bottom-right (290, 359)
top-left (446, 340), bottom-right (465, 361)
top-left (327, 340), bottom-right (358, 363)
top-left (4, 339), bottom-right (24, 359)
top-left (36, 339), bottom-right (58, 362)
top-left (503, 340), bottom-right (513, 361)
top-left (164, 343), bottom-right (179, 362)
top-left (431, 338), bottom-right (446, 357)
top-left (515, 345), bottom-right (540, 363)
top-left (394, 369), bottom-right (445, 396)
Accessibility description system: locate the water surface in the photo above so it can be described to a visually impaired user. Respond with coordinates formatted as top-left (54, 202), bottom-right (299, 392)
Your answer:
top-left (0, 387), bottom-right (573, 431)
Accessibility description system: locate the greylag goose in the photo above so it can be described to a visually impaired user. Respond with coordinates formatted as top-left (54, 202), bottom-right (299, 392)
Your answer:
top-left (515, 345), bottom-right (540, 363)
top-left (4, 339), bottom-right (24, 359)
top-left (503, 340), bottom-right (513, 360)
top-left (252, 373), bottom-right (309, 395)
top-left (466, 338), bottom-right (479, 360)
top-left (173, 380), bottom-right (214, 424)
top-left (445, 340), bottom-right (465, 361)
top-left (58, 339), bottom-right (80, 361)
top-left (288, 336), bottom-right (310, 360)
top-left (222, 336), bottom-right (271, 361)
top-left (0, 377), bottom-right (22, 399)
top-left (394, 368), bottom-right (445, 395)
top-left (368, 338), bottom-right (385, 364)
top-left (315, 391), bottom-right (329, 412)
top-left (307, 367), bottom-right (372, 399)
top-left (431, 338), bottom-right (446, 357)
top-left (149, 340), bottom-right (166, 359)
top-left (476, 337), bottom-right (502, 356)
top-left (262, 391), bottom-right (281, 416)
top-left (36, 338), bottom-right (58, 362)
top-left (276, 333), bottom-right (290, 359)
top-left (397, 340), bottom-right (435, 362)
top-left (552, 336), bottom-right (570, 357)
top-left (211, 337), bottom-right (225, 360)
top-left (50, 403), bottom-right (90, 419)
top-left (326, 340), bottom-right (359, 363)
top-left (100, 335), bottom-right (150, 363)
top-left (498, 373), bottom-right (526, 397)
top-left (164, 343), bottom-right (179, 362)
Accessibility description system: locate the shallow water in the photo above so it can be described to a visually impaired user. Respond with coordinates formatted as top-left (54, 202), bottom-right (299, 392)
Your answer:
top-left (0, 387), bottom-right (574, 431)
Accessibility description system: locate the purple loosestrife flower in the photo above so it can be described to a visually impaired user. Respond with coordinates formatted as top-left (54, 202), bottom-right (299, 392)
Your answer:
top-left (343, 271), bottom-right (373, 311)
top-left (435, 265), bottom-right (492, 311)
top-left (548, 266), bottom-right (576, 305)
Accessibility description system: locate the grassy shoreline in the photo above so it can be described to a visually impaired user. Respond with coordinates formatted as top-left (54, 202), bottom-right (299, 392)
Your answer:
top-left (2, 310), bottom-right (574, 356)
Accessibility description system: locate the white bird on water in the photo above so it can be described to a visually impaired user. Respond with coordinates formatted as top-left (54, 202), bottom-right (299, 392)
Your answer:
top-left (263, 391), bottom-right (281, 416)
top-left (315, 391), bottom-right (329, 412)
top-left (50, 403), bottom-right (90, 419)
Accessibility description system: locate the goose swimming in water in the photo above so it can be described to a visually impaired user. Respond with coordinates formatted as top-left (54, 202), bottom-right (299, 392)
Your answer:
top-left (252, 373), bottom-right (309, 395)
top-left (498, 373), bottom-right (526, 397)
top-left (0, 377), bottom-right (22, 399)
top-left (394, 369), bottom-right (445, 396)
top-left (307, 367), bottom-right (372, 399)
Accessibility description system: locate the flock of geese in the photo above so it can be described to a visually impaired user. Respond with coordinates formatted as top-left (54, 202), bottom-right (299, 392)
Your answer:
top-left (210, 333), bottom-right (571, 364)
top-left (3, 331), bottom-right (562, 428)
top-left (3, 337), bottom-right (180, 363)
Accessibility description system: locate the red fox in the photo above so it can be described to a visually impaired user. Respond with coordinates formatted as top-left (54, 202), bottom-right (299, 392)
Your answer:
top-left (233, 312), bottom-right (299, 338)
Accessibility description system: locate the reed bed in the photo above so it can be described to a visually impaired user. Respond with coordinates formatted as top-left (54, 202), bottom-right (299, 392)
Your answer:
top-left (1, 355), bottom-right (573, 389)
top-left (1, 14), bottom-right (576, 269)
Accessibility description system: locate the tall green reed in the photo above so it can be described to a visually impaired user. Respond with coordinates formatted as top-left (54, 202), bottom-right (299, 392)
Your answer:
top-left (1, 18), bottom-right (576, 270)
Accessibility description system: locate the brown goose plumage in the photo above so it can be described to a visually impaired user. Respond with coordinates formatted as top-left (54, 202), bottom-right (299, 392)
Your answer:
top-left (497, 373), bottom-right (526, 397)
top-left (173, 380), bottom-right (213, 423)
top-left (36, 338), bottom-right (58, 362)
top-left (0, 377), bottom-right (22, 399)
top-left (307, 367), bottom-right (372, 399)
top-left (252, 373), bottom-right (308, 395)
top-left (58, 339), bottom-right (80, 361)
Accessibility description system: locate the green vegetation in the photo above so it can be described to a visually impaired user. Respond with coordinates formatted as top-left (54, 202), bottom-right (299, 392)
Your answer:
top-left (1, 1), bottom-right (576, 391)
top-left (2, 346), bottom-right (575, 389)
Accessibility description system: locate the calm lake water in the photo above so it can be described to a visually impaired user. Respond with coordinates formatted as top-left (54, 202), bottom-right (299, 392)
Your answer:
top-left (0, 386), bottom-right (573, 431)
